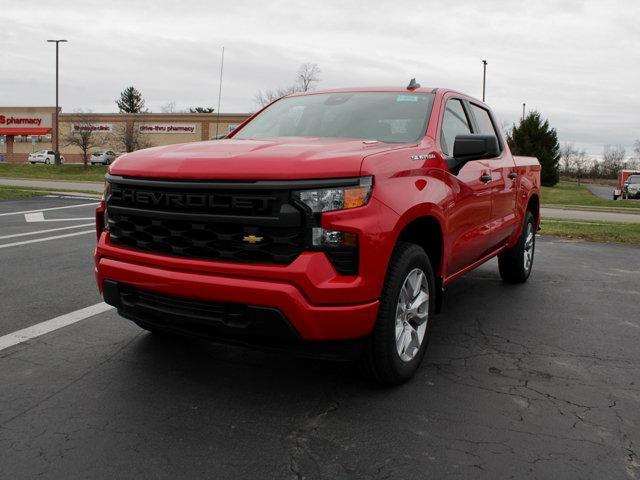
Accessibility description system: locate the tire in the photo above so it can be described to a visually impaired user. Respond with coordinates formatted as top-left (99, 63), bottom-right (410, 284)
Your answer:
top-left (45, 158), bottom-right (50, 165)
top-left (498, 211), bottom-right (535, 284)
top-left (360, 242), bottom-right (435, 385)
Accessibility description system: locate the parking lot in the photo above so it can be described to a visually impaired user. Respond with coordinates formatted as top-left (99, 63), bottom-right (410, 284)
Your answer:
top-left (1, 195), bottom-right (639, 479)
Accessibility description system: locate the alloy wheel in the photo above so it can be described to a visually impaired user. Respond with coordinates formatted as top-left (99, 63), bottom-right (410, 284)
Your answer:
top-left (395, 268), bottom-right (429, 362)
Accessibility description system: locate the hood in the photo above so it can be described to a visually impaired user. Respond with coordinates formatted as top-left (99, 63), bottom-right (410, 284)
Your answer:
top-left (109, 137), bottom-right (405, 180)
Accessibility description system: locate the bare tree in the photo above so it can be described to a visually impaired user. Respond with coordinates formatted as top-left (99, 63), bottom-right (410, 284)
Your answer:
top-left (254, 86), bottom-right (298, 107)
top-left (63, 112), bottom-right (105, 167)
top-left (573, 149), bottom-right (589, 184)
top-left (634, 139), bottom-right (640, 160)
top-left (602, 144), bottom-right (626, 178)
top-left (111, 115), bottom-right (152, 153)
top-left (160, 101), bottom-right (177, 113)
top-left (296, 63), bottom-right (321, 92)
top-left (559, 143), bottom-right (578, 174)
top-left (254, 63), bottom-right (321, 107)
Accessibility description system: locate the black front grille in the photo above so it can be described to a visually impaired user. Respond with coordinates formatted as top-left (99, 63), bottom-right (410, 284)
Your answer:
top-left (107, 211), bottom-right (304, 264)
top-left (106, 175), bottom-right (305, 265)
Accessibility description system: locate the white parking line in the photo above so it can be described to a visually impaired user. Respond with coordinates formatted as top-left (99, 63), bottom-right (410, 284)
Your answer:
top-left (24, 212), bottom-right (94, 222)
top-left (0, 229), bottom-right (94, 249)
top-left (0, 202), bottom-right (99, 217)
top-left (0, 302), bottom-right (114, 352)
top-left (0, 223), bottom-right (94, 240)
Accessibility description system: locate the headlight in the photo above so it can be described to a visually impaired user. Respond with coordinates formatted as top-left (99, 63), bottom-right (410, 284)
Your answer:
top-left (293, 177), bottom-right (373, 213)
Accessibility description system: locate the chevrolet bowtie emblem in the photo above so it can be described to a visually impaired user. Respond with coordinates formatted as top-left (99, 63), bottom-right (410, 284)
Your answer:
top-left (242, 235), bottom-right (264, 244)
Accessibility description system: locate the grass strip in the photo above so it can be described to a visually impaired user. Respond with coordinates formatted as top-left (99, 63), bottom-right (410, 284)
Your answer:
top-left (540, 218), bottom-right (640, 245)
top-left (0, 163), bottom-right (107, 182)
top-left (541, 181), bottom-right (640, 210)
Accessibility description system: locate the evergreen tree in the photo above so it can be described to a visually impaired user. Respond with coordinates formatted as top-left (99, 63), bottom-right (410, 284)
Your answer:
top-left (508, 111), bottom-right (560, 186)
top-left (116, 86), bottom-right (147, 113)
top-left (189, 107), bottom-right (215, 113)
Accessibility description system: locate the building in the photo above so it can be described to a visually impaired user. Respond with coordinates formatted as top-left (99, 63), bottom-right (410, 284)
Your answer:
top-left (0, 107), bottom-right (250, 163)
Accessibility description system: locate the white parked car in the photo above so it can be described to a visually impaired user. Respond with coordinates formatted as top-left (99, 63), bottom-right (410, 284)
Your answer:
top-left (28, 150), bottom-right (64, 164)
top-left (90, 150), bottom-right (117, 165)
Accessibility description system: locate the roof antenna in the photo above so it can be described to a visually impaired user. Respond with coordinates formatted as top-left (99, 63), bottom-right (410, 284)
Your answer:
top-left (407, 78), bottom-right (420, 90)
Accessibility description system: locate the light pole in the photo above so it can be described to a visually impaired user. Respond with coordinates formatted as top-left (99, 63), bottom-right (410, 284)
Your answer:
top-left (215, 46), bottom-right (225, 138)
top-left (482, 60), bottom-right (487, 102)
top-left (47, 39), bottom-right (67, 164)
top-left (522, 103), bottom-right (526, 121)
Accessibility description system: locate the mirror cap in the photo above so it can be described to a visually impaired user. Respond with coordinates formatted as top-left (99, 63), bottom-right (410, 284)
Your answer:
top-left (453, 134), bottom-right (500, 160)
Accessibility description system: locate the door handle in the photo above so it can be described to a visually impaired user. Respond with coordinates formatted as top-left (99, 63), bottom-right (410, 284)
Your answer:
top-left (480, 174), bottom-right (492, 183)
top-left (508, 172), bottom-right (518, 179)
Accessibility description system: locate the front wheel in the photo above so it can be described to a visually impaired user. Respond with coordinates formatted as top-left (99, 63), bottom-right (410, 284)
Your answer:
top-left (45, 158), bottom-right (50, 165)
top-left (360, 242), bottom-right (435, 385)
top-left (498, 211), bottom-right (536, 283)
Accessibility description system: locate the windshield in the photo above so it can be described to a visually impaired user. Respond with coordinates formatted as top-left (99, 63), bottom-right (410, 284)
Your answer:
top-left (627, 175), bottom-right (640, 184)
top-left (233, 92), bottom-right (435, 143)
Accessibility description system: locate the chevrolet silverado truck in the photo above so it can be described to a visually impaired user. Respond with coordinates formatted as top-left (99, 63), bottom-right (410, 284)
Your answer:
top-left (95, 85), bottom-right (541, 384)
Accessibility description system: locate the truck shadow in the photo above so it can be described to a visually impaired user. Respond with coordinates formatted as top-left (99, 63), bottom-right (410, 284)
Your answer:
top-left (119, 260), bottom-right (527, 396)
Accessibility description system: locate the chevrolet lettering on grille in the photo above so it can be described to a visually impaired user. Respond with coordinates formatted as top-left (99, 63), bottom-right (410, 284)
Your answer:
top-left (110, 186), bottom-right (276, 211)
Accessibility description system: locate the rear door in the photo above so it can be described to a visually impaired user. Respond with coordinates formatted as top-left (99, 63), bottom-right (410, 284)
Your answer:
top-left (439, 97), bottom-right (494, 275)
top-left (468, 103), bottom-right (518, 247)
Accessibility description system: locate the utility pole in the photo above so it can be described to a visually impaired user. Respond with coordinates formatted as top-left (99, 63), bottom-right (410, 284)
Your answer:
top-left (47, 39), bottom-right (67, 165)
top-left (215, 46), bottom-right (225, 138)
top-left (522, 103), bottom-right (526, 121)
top-left (482, 60), bottom-right (487, 102)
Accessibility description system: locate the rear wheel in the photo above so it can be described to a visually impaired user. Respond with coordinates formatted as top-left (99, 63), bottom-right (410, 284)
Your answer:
top-left (498, 211), bottom-right (535, 283)
top-left (360, 242), bottom-right (435, 385)
top-left (45, 158), bottom-right (50, 165)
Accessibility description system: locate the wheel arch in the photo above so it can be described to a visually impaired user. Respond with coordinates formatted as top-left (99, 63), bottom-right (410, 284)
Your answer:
top-left (392, 209), bottom-right (446, 313)
top-left (396, 215), bottom-right (444, 277)
top-left (527, 193), bottom-right (540, 229)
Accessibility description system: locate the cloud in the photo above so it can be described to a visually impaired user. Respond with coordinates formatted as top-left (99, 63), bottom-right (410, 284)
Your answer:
top-left (1, 0), bottom-right (638, 157)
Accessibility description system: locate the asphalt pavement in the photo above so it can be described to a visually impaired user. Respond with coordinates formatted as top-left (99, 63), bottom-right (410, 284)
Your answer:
top-left (585, 183), bottom-right (614, 200)
top-left (0, 196), bottom-right (639, 479)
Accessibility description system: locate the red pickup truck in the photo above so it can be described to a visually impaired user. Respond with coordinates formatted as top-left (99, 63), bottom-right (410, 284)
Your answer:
top-left (95, 85), bottom-right (541, 384)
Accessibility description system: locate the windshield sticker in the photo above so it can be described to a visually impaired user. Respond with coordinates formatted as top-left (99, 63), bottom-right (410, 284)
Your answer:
top-left (396, 95), bottom-right (419, 102)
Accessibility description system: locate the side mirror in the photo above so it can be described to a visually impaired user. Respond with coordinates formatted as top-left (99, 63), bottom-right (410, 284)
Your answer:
top-left (447, 134), bottom-right (500, 175)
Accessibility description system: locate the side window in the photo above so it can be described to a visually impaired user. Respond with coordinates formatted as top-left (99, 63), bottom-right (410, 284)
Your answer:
top-left (440, 99), bottom-right (471, 156)
top-left (470, 104), bottom-right (500, 141)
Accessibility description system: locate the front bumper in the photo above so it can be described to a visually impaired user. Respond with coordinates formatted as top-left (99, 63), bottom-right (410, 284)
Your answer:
top-left (96, 255), bottom-right (379, 342)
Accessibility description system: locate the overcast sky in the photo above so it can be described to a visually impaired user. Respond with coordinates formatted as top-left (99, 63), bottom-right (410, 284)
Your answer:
top-left (1, 0), bottom-right (638, 157)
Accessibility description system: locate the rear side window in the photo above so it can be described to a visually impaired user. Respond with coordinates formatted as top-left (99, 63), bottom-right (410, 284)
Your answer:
top-left (470, 104), bottom-right (499, 138)
top-left (440, 99), bottom-right (471, 156)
